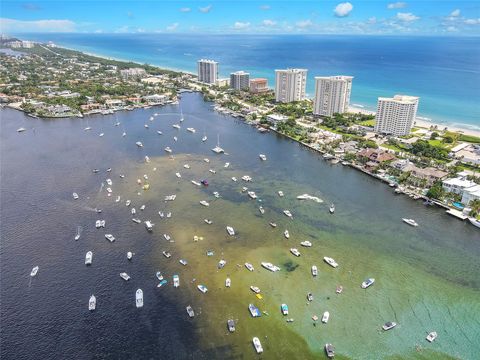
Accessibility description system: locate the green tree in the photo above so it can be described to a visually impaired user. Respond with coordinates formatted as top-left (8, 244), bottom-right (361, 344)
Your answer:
top-left (426, 181), bottom-right (445, 200)
top-left (469, 199), bottom-right (480, 218)
top-left (430, 132), bottom-right (439, 140)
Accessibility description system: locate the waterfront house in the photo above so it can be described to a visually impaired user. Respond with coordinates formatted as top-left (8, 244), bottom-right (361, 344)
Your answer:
top-left (358, 148), bottom-right (396, 164)
top-left (461, 184), bottom-right (480, 205)
top-left (442, 173), bottom-right (476, 195)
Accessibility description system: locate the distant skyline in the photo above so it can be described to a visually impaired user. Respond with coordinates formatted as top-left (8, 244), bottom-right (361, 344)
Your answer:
top-left (1, 1), bottom-right (479, 36)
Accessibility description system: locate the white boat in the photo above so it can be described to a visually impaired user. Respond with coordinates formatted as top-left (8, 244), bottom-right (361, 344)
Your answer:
top-left (213, 191), bottom-right (220, 198)
top-left (296, 193), bottom-right (323, 203)
top-left (72, 192), bottom-right (79, 200)
top-left (89, 295), bottom-right (96, 311)
top-left (259, 206), bottom-right (265, 214)
top-left (115, 196), bottom-right (121, 202)
top-left (197, 284), bottom-right (208, 293)
top-left (157, 130), bottom-right (163, 135)
top-left (227, 319), bottom-right (235, 332)
top-left (301, 241), bottom-right (312, 247)
top-left (426, 331), bottom-right (438, 342)
top-left (202, 135), bottom-right (207, 142)
top-left (322, 311), bottom-right (330, 323)
top-left (164, 147), bottom-right (172, 153)
top-left (324, 257), bottom-right (339, 268)
top-left (269, 222), bottom-right (277, 228)
top-left (224, 162), bottom-right (230, 168)
top-left (231, 177), bottom-right (237, 182)
top-left (245, 263), bottom-right (254, 271)
top-left (278, 190), bottom-right (284, 197)
top-left (468, 217), bottom-right (480, 229)
top-left (75, 226), bottom-right (81, 241)
top-left (84, 126), bottom-right (92, 131)
top-left (250, 286), bottom-right (261, 294)
top-left (144, 124), bottom-right (149, 129)
top-left (247, 191), bottom-right (257, 199)
top-left (126, 200), bottom-right (131, 206)
top-left (131, 208), bottom-right (136, 215)
top-left (290, 248), bottom-right (301, 257)
top-left (145, 221), bottom-right (154, 231)
top-left (187, 127), bottom-right (196, 133)
top-left (120, 272), bottom-right (130, 281)
top-left (85, 251), bottom-right (93, 265)
top-left (135, 141), bottom-right (143, 147)
top-left (204, 158), bottom-right (210, 163)
top-left (281, 303), bottom-right (289, 315)
top-left (164, 194), bottom-right (176, 201)
top-left (361, 278), bottom-right (375, 289)
top-left (105, 234), bottom-right (115, 242)
top-left (209, 169), bottom-right (216, 174)
top-left (144, 156), bottom-right (150, 163)
top-left (402, 218), bottom-right (419, 227)
top-left (140, 205), bottom-right (145, 211)
top-left (191, 180), bottom-right (201, 186)
top-left (283, 210), bottom-right (292, 218)
top-left (172, 124), bottom-right (181, 129)
top-left (382, 321), bottom-right (397, 331)
top-left (163, 251), bottom-right (172, 258)
top-left (186, 305), bottom-right (195, 318)
top-left (132, 218), bottom-right (141, 224)
top-left (226, 226), bottom-right (235, 236)
top-left (127, 252), bottom-right (133, 260)
top-left (156, 271), bottom-right (163, 281)
top-left (30, 266), bottom-right (39, 277)
top-left (241, 175), bottom-right (252, 182)
top-left (259, 154), bottom-right (267, 161)
top-left (218, 259), bottom-right (226, 269)
top-left (311, 265), bottom-right (318, 277)
top-left (106, 187), bottom-right (112, 193)
top-left (175, 172), bottom-right (181, 178)
top-left (261, 262), bottom-right (281, 272)
top-left (211, 134), bottom-right (224, 153)
top-left (122, 132), bottom-right (126, 137)
top-left (252, 337), bottom-right (263, 354)
top-left (329, 204), bottom-right (335, 214)
top-left (183, 164), bottom-right (190, 169)
top-left (136, 289), bottom-right (143, 308)
top-left (225, 278), bottom-right (231, 287)
top-left (173, 136), bottom-right (177, 142)
top-left (163, 234), bottom-right (171, 241)
top-left (204, 219), bottom-right (213, 225)
top-left (173, 274), bottom-right (180, 288)
top-left (17, 127), bottom-right (26, 132)
top-left (284, 230), bottom-right (290, 239)
top-left (179, 259), bottom-right (188, 266)
top-left (95, 220), bottom-right (106, 228)
top-left (99, 133), bottom-right (104, 137)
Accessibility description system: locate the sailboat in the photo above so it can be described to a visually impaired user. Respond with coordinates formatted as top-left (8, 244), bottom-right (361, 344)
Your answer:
top-left (211, 134), bottom-right (224, 154)
top-left (202, 128), bottom-right (207, 142)
top-left (180, 109), bottom-right (184, 122)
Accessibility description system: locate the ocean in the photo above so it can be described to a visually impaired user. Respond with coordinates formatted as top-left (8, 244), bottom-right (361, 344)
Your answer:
top-left (1, 92), bottom-right (479, 359)
top-left (16, 33), bottom-right (480, 131)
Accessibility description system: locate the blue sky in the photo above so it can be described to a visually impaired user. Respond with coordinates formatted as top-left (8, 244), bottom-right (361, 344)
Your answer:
top-left (1, 1), bottom-right (479, 35)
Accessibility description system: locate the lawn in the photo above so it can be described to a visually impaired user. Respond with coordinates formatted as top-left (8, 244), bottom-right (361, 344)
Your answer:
top-left (359, 119), bottom-right (375, 127)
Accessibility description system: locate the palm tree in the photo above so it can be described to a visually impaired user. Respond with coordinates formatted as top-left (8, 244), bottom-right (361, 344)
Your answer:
top-left (469, 199), bottom-right (480, 218)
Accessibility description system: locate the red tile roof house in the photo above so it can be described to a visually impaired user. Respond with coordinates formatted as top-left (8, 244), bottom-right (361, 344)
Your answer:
top-left (358, 148), bottom-right (396, 170)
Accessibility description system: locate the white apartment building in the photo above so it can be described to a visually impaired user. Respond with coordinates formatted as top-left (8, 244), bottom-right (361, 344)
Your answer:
top-left (274, 69), bottom-right (307, 103)
top-left (313, 76), bottom-right (353, 117)
top-left (197, 59), bottom-right (219, 84)
top-left (374, 95), bottom-right (419, 136)
top-left (230, 71), bottom-right (250, 91)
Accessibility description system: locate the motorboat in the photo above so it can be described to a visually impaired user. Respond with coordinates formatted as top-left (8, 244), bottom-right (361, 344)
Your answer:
top-left (281, 304), bottom-right (289, 315)
top-left (247, 191), bottom-right (257, 199)
top-left (135, 141), bottom-right (143, 147)
top-left (186, 305), bottom-right (195, 318)
top-left (164, 194), bottom-right (176, 201)
top-left (105, 234), bottom-right (115, 242)
top-left (120, 272), bottom-right (130, 281)
top-left (218, 260), bottom-right (226, 269)
top-left (156, 271), bottom-right (163, 281)
top-left (307, 292), bottom-right (313, 302)
top-left (122, 132), bottom-right (126, 137)
top-left (197, 284), bottom-right (208, 293)
top-left (296, 194), bottom-right (323, 203)
top-left (402, 218), bottom-right (419, 227)
top-left (250, 286), bottom-right (261, 294)
top-left (311, 265), bottom-right (318, 277)
top-left (164, 147), bottom-right (172, 153)
top-left (325, 344), bottom-right (335, 358)
top-left (204, 219), bottom-right (213, 225)
top-left (336, 285), bottom-right (343, 294)
top-left (426, 331), bottom-right (438, 342)
top-left (132, 218), bottom-right (141, 224)
top-left (173, 274), bottom-right (180, 288)
top-left (106, 187), bottom-right (112, 194)
top-left (361, 278), bottom-right (375, 289)
top-left (159, 211), bottom-right (164, 218)
top-left (183, 164), bottom-right (190, 169)
top-left (329, 204), bottom-right (335, 214)
top-left (99, 133), bottom-right (104, 137)
top-left (241, 175), bottom-right (252, 182)
top-left (84, 126), bottom-right (92, 131)
top-left (259, 154), bottom-right (267, 161)
top-left (227, 319), bottom-right (235, 332)
top-left (269, 222), bottom-right (277, 228)
top-left (226, 226), bottom-right (235, 236)
top-left (252, 337), bottom-right (263, 353)
top-left (157, 130), bottom-right (163, 135)
top-left (127, 252), bottom-right (133, 260)
top-left (259, 206), bottom-right (265, 214)
top-left (290, 248), bottom-right (301, 257)
top-left (261, 262), bottom-right (280, 272)
top-left (144, 221), bottom-right (154, 231)
top-left (163, 234), bottom-right (171, 241)
top-left (213, 191), bottom-right (220, 198)
top-left (209, 169), bottom-right (216, 174)
top-left (131, 208), bottom-right (136, 215)
top-left (72, 192), bottom-right (79, 200)
top-left (200, 200), bottom-right (210, 207)
top-left (89, 295), bottom-right (96, 311)
top-left (85, 251), bottom-right (93, 265)
top-left (322, 311), bottom-right (330, 323)
top-left (231, 177), bottom-right (237, 182)
top-left (30, 266), bottom-right (39, 277)
top-left (283, 210), bottom-right (293, 218)
top-left (175, 172), bottom-right (181, 178)
top-left (126, 200), bottom-right (131, 206)
top-left (172, 124), bottom-right (181, 129)
top-left (75, 226), bottom-right (81, 241)
top-left (278, 191), bottom-right (284, 197)
top-left (301, 241), bottom-right (312, 247)
top-left (324, 257), bottom-right (339, 268)
top-left (173, 136), bottom-right (178, 142)
top-left (468, 217), bottom-right (480, 229)
top-left (136, 289), bottom-right (143, 308)
top-left (382, 321), bottom-right (397, 331)
top-left (284, 230), bottom-right (290, 239)
top-left (157, 279), bottom-right (168, 288)
top-left (144, 124), bottom-right (149, 129)
top-left (163, 251), bottom-right (171, 258)
top-left (245, 263), bottom-right (254, 272)
top-left (17, 127), bottom-right (26, 132)
top-left (248, 304), bottom-right (261, 317)
top-left (115, 196), bottom-right (121, 202)
top-left (204, 158), bottom-right (210, 163)
top-left (191, 180), bottom-right (201, 186)
top-left (140, 205), bottom-right (145, 211)
top-left (225, 278), bottom-right (231, 287)
top-left (179, 259), bottom-right (188, 266)
top-left (187, 127), bottom-right (196, 133)
top-left (106, 178), bottom-right (113, 186)
top-left (224, 162), bottom-right (230, 168)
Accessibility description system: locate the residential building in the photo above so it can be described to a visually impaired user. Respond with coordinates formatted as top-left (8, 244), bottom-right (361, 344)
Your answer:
top-left (442, 173), bottom-right (476, 195)
top-left (374, 95), bottom-right (419, 136)
top-left (461, 184), bottom-right (480, 205)
top-left (274, 69), bottom-right (307, 103)
top-left (358, 148), bottom-right (396, 169)
top-left (197, 59), bottom-right (218, 84)
top-left (120, 68), bottom-right (147, 79)
top-left (230, 71), bottom-right (250, 91)
top-left (267, 114), bottom-right (288, 124)
top-left (313, 76), bottom-right (353, 117)
top-left (249, 78), bottom-right (269, 93)
top-left (216, 78), bottom-right (229, 87)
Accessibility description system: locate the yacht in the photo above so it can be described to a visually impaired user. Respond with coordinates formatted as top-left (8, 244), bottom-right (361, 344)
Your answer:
top-left (269, 222), bottom-right (277, 228)
top-left (426, 331), bottom-right (438, 342)
top-left (172, 124), bottom-right (181, 129)
top-left (212, 134), bottom-right (224, 154)
top-left (325, 343), bottom-right (335, 358)
top-left (127, 252), bottom-right (133, 260)
top-left (30, 266), bottom-right (39, 277)
top-left (197, 284), bottom-right (208, 293)
top-left (173, 274), bottom-right (180, 288)
top-left (261, 262), bottom-right (281, 272)
top-left (204, 219), bottom-right (213, 225)
top-left (191, 180), bottom-right (201, 186)
top-left (84, 126), bottom-right (92, 131)
top-left (259, 154), bottom-right (267, 161)
top-left (144, 124), bottom-right (149, 129)
top-left (226, 226), bottom-right (235, 236)
top-left (145, 221), bottom-right (154, 231)
top-left (402, 218), bottom-right (419, 227)
top-left (307, 292), bottom-right (314, 302)
top-left (322, 311), bottom-right (330, 323)
top-left (224, 162), bottom-right (230, 168)
top-left (361, 278), bottom-right (375, 289)
top-left (187, 127), bottom-right (196, 133)
top-left (227, 319), bottom-right (235, 332)
top-left (281, 304), bottom-right (289, 315)
top-left (175, 172), bottom-right (181, 178)
top-left (200, 200), bottom-right (210, 207)
top-left (247, 191), bottom-right (257, 199)
top-left (126, 200), bottom-right (131, 206)
top-left (179, 259), bottom-right (188, 266)
top-left (164, 147), bottom-right (172, 153)
top-left (204, 158), bottom-right (210, 163)
top-left (329, 204), bottom-right (335, 214)
top-left (252, 337), bottom-right (263, 353)
top-left (231, 177), bottom-right (237, 182)
top-left (72, 192), bottom-right (79, 200)
top-left (290, 248), bottom-right (301, 257)
top-left (250, 286), bottom-right (261, 294)
top-left (245, 263), bottom-right (254, 272)
top-left (259, 206), bottom-right (265, 214)
top-left (248, 304), bottom-right (261, 317)
top-left (311, 265), bottom-right (318, 277)
top-left (135, 141), bottom-right (143, 147)
top-left (468, 217), bottom-right (480, 228)
top-left (105, 234), bottom-right (115, 242)
top-left (157, 130), bottom-right (163, 135)
top-left (284, 230), bottom-right (290, 239)
top-left (283, 210), bottom-right (293, 218)
top-left (89, 295), bottom-right (96, 311)
top-left (85, 251), bottom-right (93, 265)
top-left (120, 272), bottom-right (130, 281)
top-left (278, 191), bottom-right (284, 197)
top-left (218, 260), bottom-right (226, 269)
top-left (296, 194), bottom-right (323, 203)
top-left (323, 257), bottom-right (339, 268)
top-left (136, 289), bottom-right (143, 308)
top-left (95, 220), bottom-right (106, 228)
top-left (156, 271), bottom-right (163, 281)
top-left (225, 278), bottom-right (231, 287)
top-left (301, 241), bottom-right (312, 247)
top-left (186, 305), bottom-right (195, 318)
top-left (382, 321), bottom-right (397, 331)
top-left (132, 218), bottom-right (141, 224)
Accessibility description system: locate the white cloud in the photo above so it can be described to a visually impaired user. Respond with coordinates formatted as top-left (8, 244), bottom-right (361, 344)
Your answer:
top-left (367, 17), bottom-right (377, 24)
top-left (233, 21), bottom-right (250, 30)
top-left (334, 2), bottom-right (353, 18)
top-left (179, 7), bottom-right (191, 13)
top-left (296, 19), bottom-right (313, 28)
top-left (387, 2), bottom-right (407, 10)
top-left (166, 23), bottom-right (179, 31)
top-left (0, 18), bottom-right (76, 33)
top-left (446, 26), bottom-right (458, 32)
top-left (450, 9), bottom-right (461, 17)
top-left (262, 19), bottom-right (276, 27)
top-left (260, 5), bottom-right (270, 10)
top-left (199, 5), bottom-right (212, 13)
top-left (464, 18), bottom-right (480, 25)
top-left (396, 12), bottom-right (420, 22)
